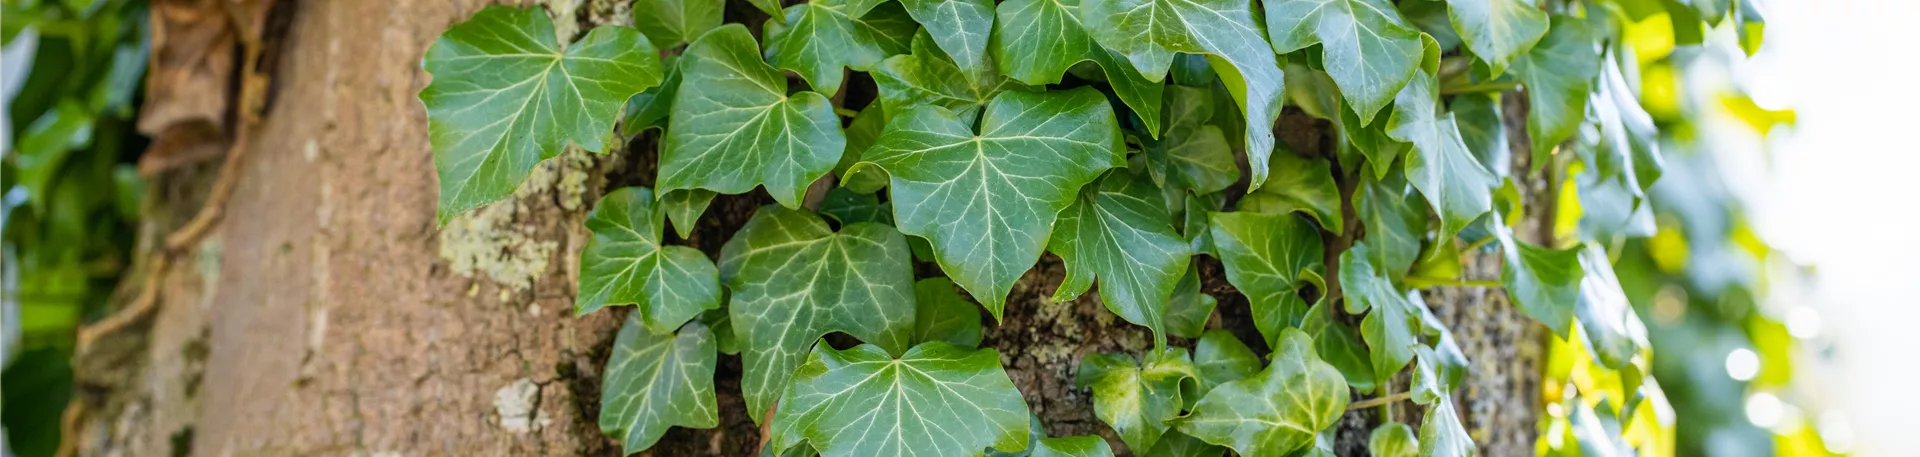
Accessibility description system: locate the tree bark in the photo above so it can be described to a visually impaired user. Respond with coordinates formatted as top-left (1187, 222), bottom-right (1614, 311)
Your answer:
top-left (65, 1), bottom-right (1551, 456)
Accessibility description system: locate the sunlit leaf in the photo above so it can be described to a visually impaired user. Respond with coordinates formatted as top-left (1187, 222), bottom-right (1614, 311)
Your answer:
top-left (1444, 0), bottom-right (1548, 76)
top-left (1192, 330), bottom-right (1259, 401)
top-left (1209, 211), bottom-right (1325, 348)
top-left (1051, 171), bottom-right (1195, 348)
top-left (1342, 242), bottom-right (1423, 386)
top-left (1512, 15), bottom-right (1601, 164)
top-left (1078, 349), bottom-right (1200, 453)
top-left (1368, 423), bottom-right (1418, 457)
top-left (765, 0), bottom-right (917, 92)
top-left (1172, 328), bottom-right (1347, 457)
top-left (1495, 223), bottom-right (1583, 338)
top-left (1265, 0), bottom-right (1426, 124)
top-left (631, 0), bottom-right (723, 47)
top-left (421, 6), bottom-right (663, 223)
top-left (599, 316), bottom-right (718, 454)
top-left (1033, 436), bottom-right (1116, 457)
top-left (897, 0), bottom-right (996, 80)
top-left (1387, 69), bottom-right (1498, 240)
top-left (1237, 148), bottom-right (1342, 233)
top-left (992, 0), bottom-right (1166, 133)
top-left (872, 32), bottom-right (1029, 123)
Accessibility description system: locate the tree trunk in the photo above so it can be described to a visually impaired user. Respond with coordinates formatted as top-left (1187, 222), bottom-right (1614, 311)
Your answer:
top-left (65, 1), bottom-right (1551, 455)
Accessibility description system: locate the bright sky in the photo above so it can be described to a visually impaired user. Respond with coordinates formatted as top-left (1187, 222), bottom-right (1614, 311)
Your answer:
top-left (1734, 0), bottom-right (1920, 455)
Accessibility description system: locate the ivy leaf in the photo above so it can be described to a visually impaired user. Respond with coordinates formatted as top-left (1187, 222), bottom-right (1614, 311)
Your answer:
top-left (765, 0), bottom-right (917, 92)
top-left (623, 55), bottom-right (683, 136)
top-left (1450, 93), bottom-right (1509, 179)
top-left (992, 0), bottom-right (1167, 133)
top-left (1341, 242), bottom-right (1422, 386)
top-left (771, 342), bottom-right (1031, 456)
top-left (872, 32), bottom-right (1029, 123)
top-left (1337, 100), bottom-right (1412, 180)
top-left (1400, 0), bottom-right (1461, 51)
top-left (1208, 212), bottom-right (1325, 348)
top-left (1368, 423), bottom-right (1419, 457)
top-left (1387, 69), bottom-right (1498, 241)
top-left (1145, 86), bottom-right (1238, 195)
top-left (818, 187), bottom-right (892, 226)
top-left (698, 309), bottom-right (741, 355)
top-left (1192, 330), bottom-right (1259, 401)
top-left (914, 277), bottom-right (985, 348)
top-left (1444, 0), bottom-right (1548, 76)
top-left (1512, 15), bottom-right (1601, 164)
top-left (420, 6), bottom-right (663, 223)
top-left (1265, 0), bottom-right (1426, 124)
top-left (836, 105), bottom-right (892, 194)
top-left (631, 0), bottom-right (723, 47)
top-left (599, 316), bottom-right (718, 454)
top-left (1734, 0), bottom-right (1766, 57)
top-left (862, 88), bottom-right (1124, 318)
top-left (987, 416), bottom-right (1049, 457)
top-left (1574, 246), bottom-right (1647, 369)
top-left (719, 206), bottom-right (917, 423)
top-left (1165, 263), bottom-right (1219, 339)
top-left (897, 0), bottom-right (996, 80)
top-left (1145, 431), bottom-right (1225, 457)
top-left (1494, 224), bottom-right (1582, 338)
top-left (744, 0), bottom-right (782, 15)
top-left (1079, 0), bottom-right (1286, 190)
top-left (1172, 328), bottom-right (1348, 457)
top-left (660, 25), bottom-right (845, 208)
top-left (576, 188), bottom-right (722, 335)
top-left (1033, 436), bottom-right (1117, 457)
top-left (1301, 301), bottom-right (1376, 393)
top-left (660, 189), bottom-right (715, 239)
top-left (1077, 349), bottom-right (1200, 453)
top-left (1051, 171), bottom-right (1195, 348)
top-left (1352, 171), bottom-right (1427, 280)
top-left (1412, 346), bottom-right (1473, 457)
top-left (1235, 150), bottom-right (1342, 233)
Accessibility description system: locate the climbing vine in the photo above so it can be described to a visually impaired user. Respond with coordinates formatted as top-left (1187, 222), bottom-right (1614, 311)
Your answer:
top-left (414, 0), bottom-right (1807, 455)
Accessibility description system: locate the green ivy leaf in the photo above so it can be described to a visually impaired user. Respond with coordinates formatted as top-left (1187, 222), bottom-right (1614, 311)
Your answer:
top-left (988, 415), bottom-right (1049, 457)
top-left (1051, 171), bottom-right (1195, 348)
top-left (1352, 171), bottom-right (1427, 280)
top-left (1734, 0), bottom-right (1766, 57)
top-left (599, 316), bottom-right (718, 454)
top-left (1444, 0), bottom-right (1547, 76)
top-left (660, 25), bottom-right (845, 208)
top-left (1236, 150), bottom-right (1342, 233)
top-left (1400, 0), bottom-right (1461, 51)
top-left (1368, 423), bottom-right (1419, 457)
top-left (1079, 0), bottom-right (1285, 190)
top-left (1144, 431), bottom-right (1225, 457)
top-left (993, 0), bottom-right (1167, 133)
top-left (1412, 346), bottom-right (1473, 457)
top-left (897, 0), bottom-right (996, 80)
top-left (1386, 69), bottom-right (1498, 241)
top-left (1208, 212), bottom-right (1325, 348)
top-left (1341, 242), bottom-right (1422, 386)
top-left (872, 32), bottom-right (1029, 123)
top-left (719, 206), bottom-right (917, 423)
top-left (1337, 100), bottom-right (1412, 180)
top-left (623, 55), bottom-right (682, 136)
top-left (576, 188), bottom-right (722, 335)
top-left (836, 105), bottom-right (892, 194)
top-left (660, 189), bottom-right (715, 239)
top-left (914, 277), bottom-right (985, 348)
top-left (1574, 246), bottom-right (1647, 369)
top-left (1172, 328), bottom-right (1347, 457)
top-left (698, 309), bottom-right (741, 355)
top-left (1511, 15), bottom-right (1601, 164)
top-left (1165, 263), bottom-right (1219, 339)
top-left (1450, 92), bottom-right (1508, 179)
top-left (1033, 436), bottom-right (1117, 457)
top-left (764, 0), bottom-right (917, 92)
top-left (1077, 349), bottom-right (1200, 453)
top-left (631, 0), bottom-right (723, 48)
top-left (1264, 0), bottom-right (1425, 124)
top-left (819, 187), bottom-right (892, 226)
top-left (1192, 330), bottom-right (1259, 402)
top-left (1301, 301), bottom-right (1376, 393)
top-left (420, 6), bottom-right (663, 223)
top-left (861, 88), bottom-right (1124, 318)
top-left (1145, 86), bottom-right (1238, 195)
top-left (1494, 224), bottom-right (1582, 338)
top-left (771, 342), bottom-right (1031, 456)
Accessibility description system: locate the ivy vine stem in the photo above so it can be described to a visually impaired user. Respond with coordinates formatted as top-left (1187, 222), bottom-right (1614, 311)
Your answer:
top-left (1349, 391), bottom-right (1415, 410)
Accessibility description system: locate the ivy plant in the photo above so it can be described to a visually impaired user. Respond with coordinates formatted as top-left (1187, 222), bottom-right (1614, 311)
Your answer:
top-left (415, 0), bottom-right (1785, 455)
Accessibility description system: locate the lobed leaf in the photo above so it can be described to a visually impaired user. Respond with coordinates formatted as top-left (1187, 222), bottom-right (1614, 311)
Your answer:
top-left (719, 206), bottom-right (917, 423)
top-left (1077, 349), bottom-right (1200, 453)
top-left (770, 342), bottom-right (1031, 457)
top-left (1494, 223), bottom-right (1583, 338)
top-left (631, 0), bottom-right (724, 48)
top-left (660, 25), bottom-right (845, 208)
top-left (1387, 69), bottom-right (1498, 241)
top-left (1050, 170), bottom-right (1195, 349)
top-left (861, 88), bottom-right (1124, 319)
top-left (871, 32), bottom-right (1029, 124)
top-left (1208, 211), bottom-right (1325, 348)
top-left (421, 6), bottom-right (663, 223)
top-left (1236, 150), bottom-right (1343, 233)
top-left (1033, 436), bottom-right (1117, 457)
top-left (764, 0), bottom-right (917, 92)
top-left (913, 277), bottom-right (985, 348)
top-left (1512, 15), bottom-right (1601, 165)
top-left (1341, 242), bottom-right (1423, 387)
top-left (992, 0), bottom-right (1167, 133)
top-left (1172, 328), bottom-right (1348, 457)
top-left (897, 0), bottom-right (997, 80)
top-left (576, 187), bottom-right (721, 335)
top-left (1264, 0), bottom-right (1426, 124)
top-left (599, 316), bottom-right (718, 454)
top-left (1444, 0), bottom-right (1548, 76)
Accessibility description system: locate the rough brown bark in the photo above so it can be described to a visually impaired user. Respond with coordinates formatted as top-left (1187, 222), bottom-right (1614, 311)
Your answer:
top-left (65, 1), bottom-right (1552, 456)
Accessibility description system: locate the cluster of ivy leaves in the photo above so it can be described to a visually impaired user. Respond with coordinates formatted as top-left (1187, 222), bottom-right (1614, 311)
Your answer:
top-left (1, 1), bottom-right (151, 456)
top-left (417, 0), bottom-right (1787, 455)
